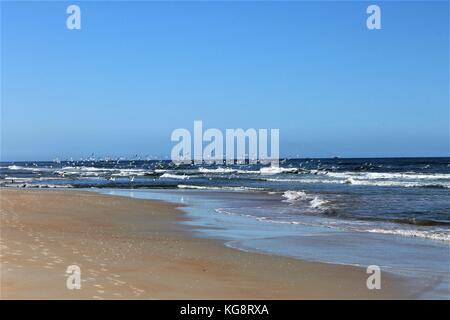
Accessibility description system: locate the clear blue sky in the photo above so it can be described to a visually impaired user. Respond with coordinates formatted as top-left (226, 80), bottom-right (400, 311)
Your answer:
top-left (1, 1), bottom-right (449, 161)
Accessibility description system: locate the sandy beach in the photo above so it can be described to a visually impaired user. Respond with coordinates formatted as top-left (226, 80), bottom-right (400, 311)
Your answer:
top-left (0, 188), bottom-right (411, 299)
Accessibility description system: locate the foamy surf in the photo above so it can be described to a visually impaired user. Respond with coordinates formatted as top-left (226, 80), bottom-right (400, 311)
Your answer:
top-left (266, 174), bottom-right (450, 189)
top-left (309, 196), bottom-right (328, 209)
top-left (1, 158), bottom-right (449, 245)
top-left (198, 167), bottom-right (237, 174)
top-left (364, 228), bottom-right (450, 242)
top-left (282, 190), bottom-right (329, 210)
top-left (260, 166), bottom-right (299, 175)
top-left (213, 202), bottom-right (450, 243)
top-left (177, 184), bottom-right (266, 191)
top-left (282, 190), bottom-right (308, 201)
top-left (160, 173), bottom-right (189, 180)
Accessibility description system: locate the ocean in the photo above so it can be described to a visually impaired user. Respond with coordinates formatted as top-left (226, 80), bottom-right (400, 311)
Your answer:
top-left (1, 157), bottom-right (449, 297)
top-left (1, 157), bottom-right (449, 241)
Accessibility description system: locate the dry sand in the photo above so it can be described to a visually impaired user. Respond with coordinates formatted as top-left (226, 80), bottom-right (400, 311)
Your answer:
top-left (0, 188), bottom-right (411, 299)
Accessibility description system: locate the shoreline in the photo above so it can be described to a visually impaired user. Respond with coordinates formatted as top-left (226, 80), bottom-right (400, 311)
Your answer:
top-left (1, 188), bottom-right (413, 299)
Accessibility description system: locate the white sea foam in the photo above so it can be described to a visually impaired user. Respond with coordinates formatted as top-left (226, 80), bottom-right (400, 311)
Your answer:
top-left (56, 166), bottom-right (154, 177)
top-left (325, 171), bottom-right (450, 181)
top-left (266, 175), bottom-right (450, 189)
top-left (265, 178), bottom-right (342, 185)
top-left (260, 166), bottom-right (298, 175)
top-left (309, 196), bottom-right (329, 209)
top-left (197, 167), bottom-right (259, 174)
top-left (215, 208), bottom-right (255, 218)
top-left (61, 166), bottom-right (116, 172)
top-left (178, 185), bottom-right (217, 190)
top-left (2, 177), bottom-right (34, 182)
top-left (177, 184), bottom-right (265, 191)
top-left (7, 165), bottom-right (44, 172)
top-left (8, 165), bottom-right (22, 170)
top-left (198, 167), bottom-right (237, 174)
top-left (161, 173), bottom-right (189, 180)
top-left (5, 183), bottom-right (73, 189)
top-left (215, 205), bottom-right (450, 242)
top-left (344, 178), bottom-right (355, 184)
top-left (365, 228), bottom-right (450, 242)
top-left (282, 190), bottom-right (329, 210)
top-left (282, 190), bottom-right (308, 201)
top-left (342, 178), bottom-right (450, 188)
top-left (112, 170), bottom-right (152, 177)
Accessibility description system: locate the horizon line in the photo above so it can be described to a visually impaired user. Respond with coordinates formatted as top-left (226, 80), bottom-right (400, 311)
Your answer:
top-left (1, 155), bottom-right (450, 163)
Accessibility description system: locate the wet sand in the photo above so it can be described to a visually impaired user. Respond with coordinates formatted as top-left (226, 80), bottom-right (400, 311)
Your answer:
top-left (0, 189), bottom-right (410, 299)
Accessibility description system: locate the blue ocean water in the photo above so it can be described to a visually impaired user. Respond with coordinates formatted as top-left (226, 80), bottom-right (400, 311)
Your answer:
top-left (1, 158), bottom-right (449, 241)
top-left (1, 157), bottom-right (449, 297)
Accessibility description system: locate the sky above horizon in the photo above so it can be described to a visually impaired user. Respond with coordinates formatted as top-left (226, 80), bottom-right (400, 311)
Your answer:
top-left (1, 1), bottom-right (449, 161)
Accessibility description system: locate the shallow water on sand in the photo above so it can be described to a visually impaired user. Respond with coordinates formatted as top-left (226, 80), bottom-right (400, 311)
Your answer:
top-left (100, 188), bottom-right (449, 299)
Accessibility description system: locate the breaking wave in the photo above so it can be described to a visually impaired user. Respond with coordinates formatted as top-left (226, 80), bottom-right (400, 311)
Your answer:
top-left (282, 190), bottom-right (329, 210)
top-left (160, 173), bottom-right (189, 180)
